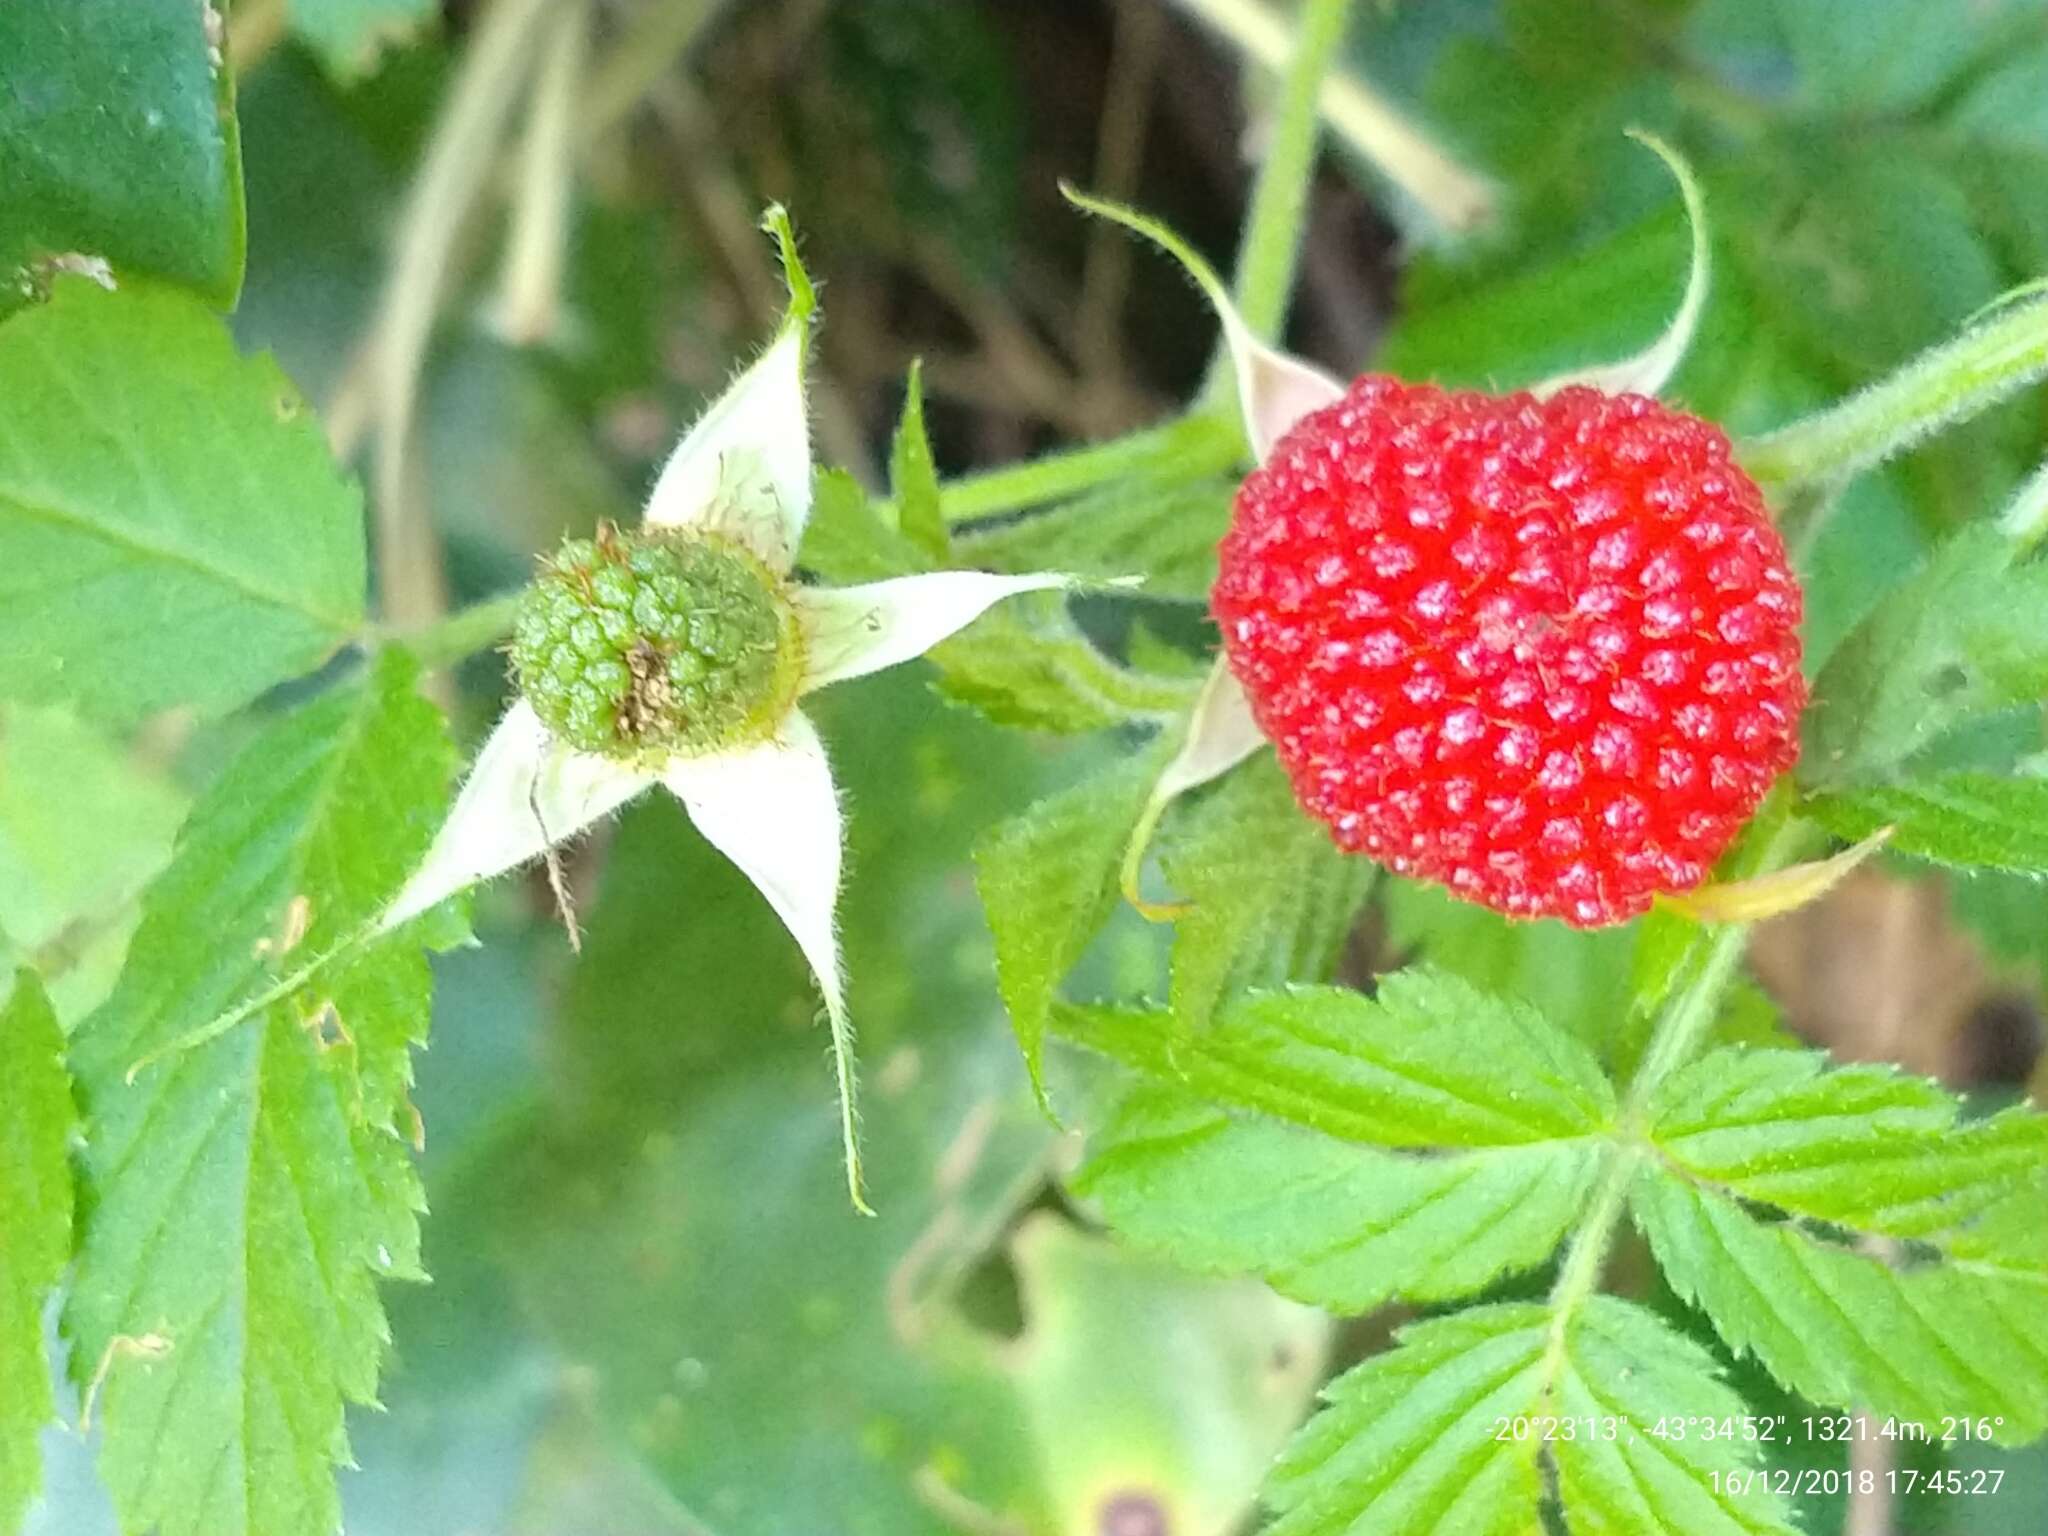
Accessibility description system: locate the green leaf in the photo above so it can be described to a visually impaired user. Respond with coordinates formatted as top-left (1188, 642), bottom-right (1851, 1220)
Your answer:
top-left (64, 652), bottom-right (460, 1536)
top-left (1550, 1297), bottom-right (1798, 1536)
top-left (1263, 1304), bottom-right (1552, 1536)
top-left (976, 748), bottom-right (1163, 1103)
top-left (0, 704), bottom-right (186, 1021)
top-left (1803, 529), bottom-right (2048, 787)
top-left (1632, 1168), bottom-right (2048, 1442)
top-left (1379, 875), bottom-right (1635, 1053)
top-left (1261, 1297), bottom-right (1798, 1536)
top-left (0, 282), bottom-right (365, 723)
top-left (1160, 755), bottom-right (1375, 1028)
top-left (887, 362), bottom-right (948, 562)
top-left (956, 474), bottom-right (1236, 602)
top-left (797, 467), bottom-right (929, 583)
top-left (1807, 772), bottom-right (2048, 875)
top-left (1055, 970), bottom-right (1617, 1149)
top-left (929, 595), bottom-right (1198, 733)
top-left (1074, 1081), bottom-right (1608, 1312)
top-left (1007, 1214), bottom-right (1328, 1536)
top-left (1646, 1046), bottom-right (2047, 1245)
top-left (0, 0), bottom-right (244, 310)
top-left (287, 0), bottom-right (438, 80)
top-left (0, 971), bottom-right (74, 1534)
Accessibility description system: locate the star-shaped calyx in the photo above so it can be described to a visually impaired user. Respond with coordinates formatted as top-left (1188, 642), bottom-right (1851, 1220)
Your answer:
top-left (375, 209), bottom-right (1080, 1211)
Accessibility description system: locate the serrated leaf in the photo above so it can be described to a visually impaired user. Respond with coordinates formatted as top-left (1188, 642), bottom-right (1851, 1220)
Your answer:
top-left (1055, 970), bottom-right (1616, 1148)
top-left (976, 748), bottom-right (1164, 1102)
top-left (888, 362), bottom-right (947, 562)
top-left (1261, 1295), bottom-right (1798, 1536)
top-left (64, 652), bottom-right (460, 1536)
top-left (0, 282), bottom-right (365, 724)
top-left (1074, 1081), bottom-right (1607, 1313)
top-left (929, 595), bottom-right (1197, 733)
top-left (0, 971), bottom-right (73, 1533)
top-left (1632, 1168), bottom-right (2048, 1442)
top-left (1551, 1297), bottom-right (1798, 1536)
top-left (1647, 1047), bottom-right (2048, 1245)
top-left (1803, 528), bottom-right (2048, 787)
top-left (0, 0), bottom-right (244, 311)
top-left (1379, 874), bottom-right (1635, 1052)
top-left (1263, 1304), bottom-right (1552, 1536)
top-left (1160, 756), bottom-right (1375, 1027)
top-left (1807, 772), bottom-right (2048, 875)
top-left (287, 0), bottom-right (437, 79)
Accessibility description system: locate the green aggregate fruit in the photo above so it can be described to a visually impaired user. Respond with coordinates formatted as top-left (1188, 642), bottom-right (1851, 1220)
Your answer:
top-left (511, 524), bottom-right (805, 760)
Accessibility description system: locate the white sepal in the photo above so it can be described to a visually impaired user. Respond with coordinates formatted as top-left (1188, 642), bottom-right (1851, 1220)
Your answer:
top-left (796, 571), bottom-right (1077, 693)
top-left (381, 701), bottom-right (652, 932)
top-left (643, 208), bottom-right (817, 570)
top-left (1120, 657), bottom-right (1268, 915)
top-left (1063, 186), bottom-right (1342, 461)
top-left (1534, 132), bottom-right (1709, 401)
top-left (662, 710), bottom-right (871, 1213)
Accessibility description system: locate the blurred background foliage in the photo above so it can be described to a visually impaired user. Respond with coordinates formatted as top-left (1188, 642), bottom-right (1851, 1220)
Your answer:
top-left (9, 0), bottom-right (2048, 1532)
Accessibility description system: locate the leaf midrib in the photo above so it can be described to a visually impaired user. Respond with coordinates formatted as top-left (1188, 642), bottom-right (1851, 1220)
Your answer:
top-left (0, 487), bottom-right (357, 635)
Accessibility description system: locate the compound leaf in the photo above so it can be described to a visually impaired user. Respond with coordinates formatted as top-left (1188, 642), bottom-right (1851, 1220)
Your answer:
top-left (1074, 1081), bottom-right (1606, 1312)
top-left (1055, 970), bottom-right (1616, 1149)
top-left (1646, 1046), bottom-right (2048, 1244)
top-left (1263, 1304), bottom-right (1552, 1536)
top-left (1552, 1297), bottom-right (1798, 1536)
top-left (1632, 1168), bottom-right (2048, 1442)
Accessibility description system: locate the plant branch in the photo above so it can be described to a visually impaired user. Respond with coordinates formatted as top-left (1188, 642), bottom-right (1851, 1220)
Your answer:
top-left (1206, 0), bottom-right (1356, 346)
top-left (377, 589), bottom-right (527, 670)
top-left (1740, 297), bottom-right (2048, 495)
top-left (1546, 807), bottom-right (1816, 1341)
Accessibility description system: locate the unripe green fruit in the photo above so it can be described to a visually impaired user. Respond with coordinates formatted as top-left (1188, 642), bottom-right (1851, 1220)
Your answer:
top-left (511, 525), bottom-right (804, 760)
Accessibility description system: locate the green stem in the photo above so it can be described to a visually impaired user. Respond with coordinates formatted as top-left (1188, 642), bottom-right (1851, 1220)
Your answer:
top-left (937, 412), bottom-right (1240, 524)
top-left (1545, 809), bottom-right (1813, 1334)
top-left (1218, 0), bottom-right (1356, 344)
top-left (377, 589), bottom-right (526, 668)
top-left (1739, 299), bottom-right (2048, 494)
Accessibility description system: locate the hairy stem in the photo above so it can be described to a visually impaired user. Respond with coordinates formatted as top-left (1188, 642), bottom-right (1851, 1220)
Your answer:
top-left (1206, 0), bottom-right (1356, 345)
top-left (1547, 808), bottom-right (1814, 1336)
top-left (379, 589), bottom-right (527, 669)
top-left (1740, 298), bottom-right (2048, 494)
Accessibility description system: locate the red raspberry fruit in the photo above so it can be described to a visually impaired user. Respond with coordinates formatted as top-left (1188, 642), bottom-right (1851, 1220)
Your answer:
top-left (1213, 378), bottom-right (1804, 927)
